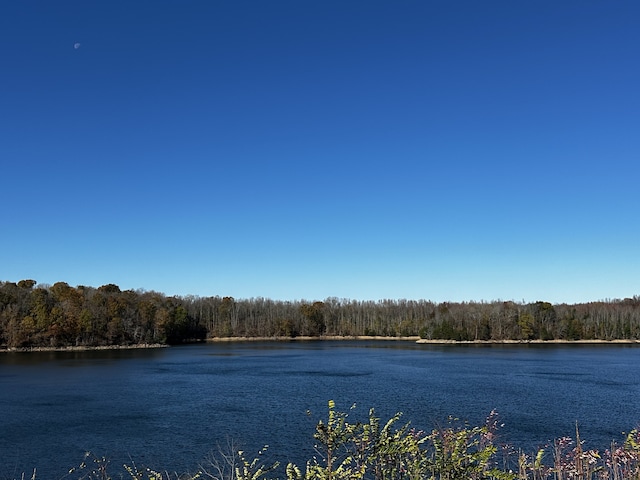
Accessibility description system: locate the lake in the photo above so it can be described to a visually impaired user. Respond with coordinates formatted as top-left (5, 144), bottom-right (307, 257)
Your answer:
top-left (1, 341), bottom-right (640, 479)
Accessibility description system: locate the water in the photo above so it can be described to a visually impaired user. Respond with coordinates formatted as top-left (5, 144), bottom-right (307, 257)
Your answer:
top-left (1, 341), bottom-right (640, 479)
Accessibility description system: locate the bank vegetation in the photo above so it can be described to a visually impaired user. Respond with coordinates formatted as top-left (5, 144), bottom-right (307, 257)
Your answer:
top-left (2, 279), bottom-right (640, 349)
top-left (14, 401), bottom-right (640, 480)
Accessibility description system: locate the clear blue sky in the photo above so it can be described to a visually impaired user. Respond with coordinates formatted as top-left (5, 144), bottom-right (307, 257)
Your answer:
top-left (2, 1), bottom-right (639, 304)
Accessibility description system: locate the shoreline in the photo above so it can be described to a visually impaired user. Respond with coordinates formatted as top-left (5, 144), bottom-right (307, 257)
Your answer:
top-left (207, 336), bottom-right (640, 344)
top-left (415, 338), bottom-right (640, 344)
top-left (2, 338), bottom-right (639, 352)
top-left (0, 343), bottom-right (168, 353)
top-left (206, 335), bottom-right (422, 342)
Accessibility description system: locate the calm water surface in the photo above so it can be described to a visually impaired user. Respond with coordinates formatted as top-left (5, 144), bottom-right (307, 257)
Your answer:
top-left (1, 341), bottom-right (640, 478)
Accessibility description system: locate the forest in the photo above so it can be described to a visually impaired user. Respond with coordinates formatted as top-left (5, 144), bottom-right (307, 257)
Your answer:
top-left (1, 279), bottom-right (640, 349)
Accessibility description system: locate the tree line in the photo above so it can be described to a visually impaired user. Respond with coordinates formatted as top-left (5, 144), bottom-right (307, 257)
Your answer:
top-left (1, 279), bottom-right (640, 349)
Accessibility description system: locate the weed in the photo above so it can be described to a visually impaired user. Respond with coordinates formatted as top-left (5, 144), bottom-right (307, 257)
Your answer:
top-left (13, 405), bottom-right (640, 480)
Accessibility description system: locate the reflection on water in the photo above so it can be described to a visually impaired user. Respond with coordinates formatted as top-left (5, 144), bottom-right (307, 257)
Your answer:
top-left (1, 342), bottom-right (640, 478)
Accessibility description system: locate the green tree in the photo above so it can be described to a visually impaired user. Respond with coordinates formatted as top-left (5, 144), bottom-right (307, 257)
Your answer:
top-left (300, 301), bottom-right (326, 336)
top-left (517, 313), bottom-right (535, 340)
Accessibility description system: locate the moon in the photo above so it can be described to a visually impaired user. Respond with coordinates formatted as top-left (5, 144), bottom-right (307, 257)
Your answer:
top-left (74, 43), bottom-right (81, 49)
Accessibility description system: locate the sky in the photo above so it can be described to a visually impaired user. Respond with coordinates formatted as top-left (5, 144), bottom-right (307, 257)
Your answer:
top-left (1, 1), bottom-right (639, 304)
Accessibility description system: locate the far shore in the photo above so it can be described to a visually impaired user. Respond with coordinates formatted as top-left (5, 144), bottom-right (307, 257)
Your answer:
top-left (207, 335), bottom-right (421, 342)
top-left (416, 338), bottom-right (640, 344)
top-left (3, 338), bottom-right (639, 353)
top-left (0, 343), bottom-right (168, 353)
top-left (207, 336), bottom-right (640, 344)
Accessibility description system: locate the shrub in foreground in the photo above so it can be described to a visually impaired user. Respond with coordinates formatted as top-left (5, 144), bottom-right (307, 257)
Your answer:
top-left (15, 402), bottom-right (640, 480)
